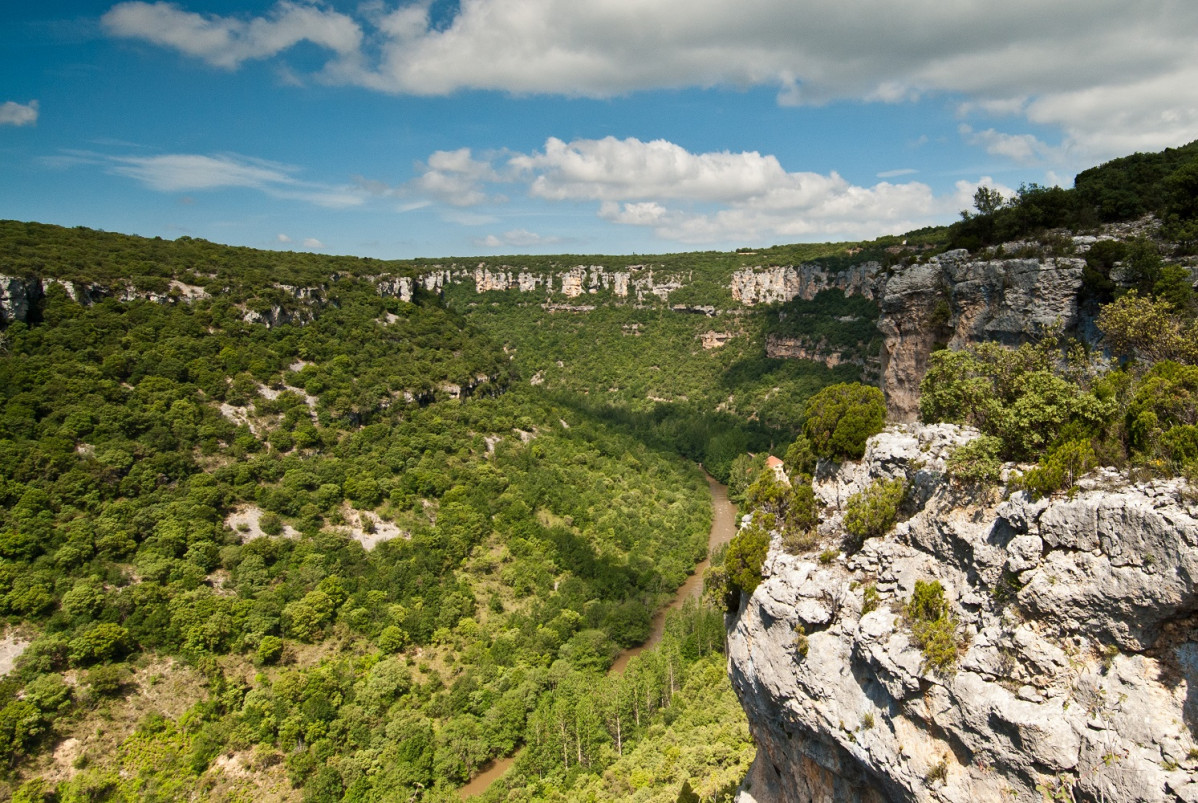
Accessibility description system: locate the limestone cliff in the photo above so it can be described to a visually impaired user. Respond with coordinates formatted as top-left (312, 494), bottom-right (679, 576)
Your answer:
top-left (0, 236), bottom-right (1143, 419)
top-left (728, 425), bottom-right (1198, 803)
top-left (733, 244), bottom-right (1092, 421)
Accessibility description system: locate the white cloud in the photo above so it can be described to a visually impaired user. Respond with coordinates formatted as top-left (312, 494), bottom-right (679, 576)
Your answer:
top-left (0, 100), bottom-right (38, 126)
top-left (103, 152), bottom-right (366, 207)
top-left (409, 147), bottom-right (503, 207)
top-left (511, 137), bottom-right (799, 203)
top-left (276, 233), bottom-right (291, 242)
top-left (302, 237), bottom-right (324, 248)
top-left (959, 124), bottom-right (1059, 166)
top-left (426, 136), bottom-right (1000, 244)
top-left (104, 1), bottom-right (1198, 160)
top-left (102, 1), bottom-right (361, 69)
top-left (877, 168), bottom-right (917, 179)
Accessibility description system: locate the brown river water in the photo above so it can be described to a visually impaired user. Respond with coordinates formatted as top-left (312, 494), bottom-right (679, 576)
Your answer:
top-left (458, 473), bottom-right (737, 798)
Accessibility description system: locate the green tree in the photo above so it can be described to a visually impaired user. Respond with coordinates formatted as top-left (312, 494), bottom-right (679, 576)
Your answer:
top-left (842, 477), bottom-right (905, 551)
top-left (802, 383), bottom-right (886, 461)
top-left (1097, 292), bottom-right (1198, 365)
top-left (905, 580), bottom-right (959, 675)
top-left (945, 436), bottom-right (1003, 486)
top-left (1020, 439), bottom-right (1098, 499)
top-left (718, 515), bottom-right (772, 611)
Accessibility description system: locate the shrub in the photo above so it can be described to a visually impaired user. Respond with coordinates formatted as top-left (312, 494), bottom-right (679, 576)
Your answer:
top-left (1125, 361), bottom-right (1198, 465)
top-left (1097, 293), bottom-right (1198, 365)
top-left (945, 436), bottom-right (1003, 486)
top-left (778, 476), bottom-right (822, 554)
top-left (1019, 439), bottom-right (1098, 499)
top-left (843, 477), bottom-right (905, 550)
top-left (783, 435), bottom-right (816, 477)
top-left (255, 635), bottom-right (284, 666)
top-left (919, 337), bottom-right (1113, 461)
top-left (377, 625), bottom-right (407, 653)
top-left (745, 468), bottom-right (788, 515)
top-left (802, 383), bottom-right (887, 461)
top-left (783, 478), bottom-right (820, 534)
top-left (259, 512), bottom-right (283, 536)
top-left (861, 583), bottom-right (879, 615)
top-left (716, 514), bottom-right (772, 611)
top-left (85, 663), bottom-right (131, 697)
top-left (792, 624), bottom-right (809, 658)
top-left (905, 580), bottom-right (959, 674)
top-left (67, 623), bottom-right (130, 666)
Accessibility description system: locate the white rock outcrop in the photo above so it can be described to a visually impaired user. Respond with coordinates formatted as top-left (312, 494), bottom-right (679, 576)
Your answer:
top-left (729, 425), bottom-right (1198, 803)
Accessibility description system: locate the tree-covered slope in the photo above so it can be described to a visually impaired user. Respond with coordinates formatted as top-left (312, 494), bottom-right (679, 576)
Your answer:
top-left (0, 229), bottom-right (759, 801)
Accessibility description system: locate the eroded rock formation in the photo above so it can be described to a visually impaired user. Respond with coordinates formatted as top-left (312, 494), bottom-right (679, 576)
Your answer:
top-left (729, 425), bottom-right (1198, 803)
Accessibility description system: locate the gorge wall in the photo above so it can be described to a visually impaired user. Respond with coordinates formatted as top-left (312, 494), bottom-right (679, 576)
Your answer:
top-left (2, 237), bottom-right (1118, 420)
top-left (727, 425), bottom-right (1198, 803)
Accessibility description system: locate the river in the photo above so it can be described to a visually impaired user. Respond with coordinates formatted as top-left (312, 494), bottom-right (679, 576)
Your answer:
top-left (458, 473), bottom-right (737, 799)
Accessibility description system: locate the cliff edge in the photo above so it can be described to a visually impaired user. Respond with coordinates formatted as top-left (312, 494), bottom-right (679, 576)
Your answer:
top-left (728, 425), bottom-right (1198, 802)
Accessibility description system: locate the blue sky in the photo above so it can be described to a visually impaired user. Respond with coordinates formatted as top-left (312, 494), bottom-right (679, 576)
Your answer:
top-left (2, 1), bottom-right (1196, 259)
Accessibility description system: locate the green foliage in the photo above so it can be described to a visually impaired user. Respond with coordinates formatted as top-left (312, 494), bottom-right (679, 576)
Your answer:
top-left (948, 139), bottom-right (1198, 250)
top-left (1081, 239), bottom-right (1125, 304)
top-left (783, 477), bottom-right (820, 537)
top-left (905, 580), bottom-right (959, 675)
top-left (764, 290), bottom-right (881, 354)
top-left (0, 220), bottom-right (778, 801)
top-left (254, 635), bottom-right (284, 665)
top-left (1153, 264), bottom-right (1195, 311)
top-left (861, 583), bottom-right (879, 615)
top-left (919, 336), bottom-right (1113, 461)
top-left (1021, 439), bottom-right (1098, 499)
top-left (744, 467), bottom-right (788, 515)
top-left (1097, 292), bottom-right (1198, 365)
top-left (842, 477), bottom-right (905, 551)
top-left (718, 515), bottom-right (772, 611)
top-left (782, 435), bottom-right (816, 477)
top-left (1125, 361), bottom-right (1198, 467)
top-left (802, 382), bottom-right (887, 461)
top-left (726, 453), bottom-right (766, 509)
top-left (945, 436), bottom-right (1003, 486)
top-left (84, 663), bottom-right (131, 697)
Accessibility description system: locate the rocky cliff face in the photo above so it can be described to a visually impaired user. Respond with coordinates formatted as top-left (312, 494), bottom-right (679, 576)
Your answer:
top-left (414, 262), bottom-right (687, 303)
top-left (731, 262), bottom-right (884, 306)
top-left (1, 241), bottom-right (1109, 416)
top-left (728, 425), bottom-right (1198, 803)
top-left (878, 249), bottom-right (1085, 421)
top-left (730, 244), bottom-right (1091, 420)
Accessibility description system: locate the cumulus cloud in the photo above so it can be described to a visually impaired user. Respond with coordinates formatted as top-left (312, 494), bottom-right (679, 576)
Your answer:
top-left (276, 233), bottom-right (291, 243)
top-left (103, 152), bottom-right (366, 207)
top-left (0, 100), bottom-right (39, 126)
top-left (103, 0), bottom-right (1198, 159)
top-left (102, 1), bottom-right (361, 69)
top-left (959, 124), bottom-right (1060, 166)
top-left (415, 136), bottom-right (995, 244)
top-left (302, 237), bottom-right (324, 248)
top-left (410, 148), bottom-right (504, 207)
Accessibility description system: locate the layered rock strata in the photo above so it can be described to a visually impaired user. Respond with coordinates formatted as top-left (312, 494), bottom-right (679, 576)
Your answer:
top-left (729, 425), bottom-right (1198, 803)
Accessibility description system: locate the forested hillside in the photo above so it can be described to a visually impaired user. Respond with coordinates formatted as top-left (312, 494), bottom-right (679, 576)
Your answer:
top-left (0, 220), bottom-right (876, 801)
